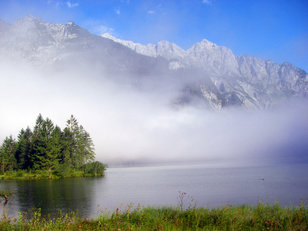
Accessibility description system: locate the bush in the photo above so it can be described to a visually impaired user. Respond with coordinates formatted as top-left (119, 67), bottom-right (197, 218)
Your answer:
top-left (52, 163), bottom-right (73, 178)
top-left (16, 170), bottom-right (24, 177)
top-left (83, 161), bottom-right (106, 176)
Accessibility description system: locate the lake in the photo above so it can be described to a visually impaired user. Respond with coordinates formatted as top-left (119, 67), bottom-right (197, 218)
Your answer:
top-left (0, 164), bottom-right (308, 218)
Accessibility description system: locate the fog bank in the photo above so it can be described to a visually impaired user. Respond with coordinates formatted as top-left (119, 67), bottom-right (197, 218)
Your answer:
top-left (0, 61), bottom-right (307, 167)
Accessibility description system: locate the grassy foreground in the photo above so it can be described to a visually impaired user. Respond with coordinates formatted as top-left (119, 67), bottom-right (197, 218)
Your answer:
top-left (0, 203), bottom-right (307, 230)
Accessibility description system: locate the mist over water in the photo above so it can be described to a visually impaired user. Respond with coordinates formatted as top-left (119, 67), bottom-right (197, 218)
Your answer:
top-left (2, 164), bottom-right (308, 217)
top-left (1, 60), bottom-right (307, 167)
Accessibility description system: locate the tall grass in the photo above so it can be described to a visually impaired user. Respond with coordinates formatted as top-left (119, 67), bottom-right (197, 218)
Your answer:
top-left (0, 202), bottom-right (307, 230)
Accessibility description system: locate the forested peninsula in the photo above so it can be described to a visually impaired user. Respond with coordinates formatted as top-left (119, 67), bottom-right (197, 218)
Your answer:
top-left (0, 114), bottom-right (105, 179)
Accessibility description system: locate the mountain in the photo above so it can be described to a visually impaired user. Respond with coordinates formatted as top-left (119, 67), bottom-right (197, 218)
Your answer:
top-left (102, 33), bottom-right (308, 108)
top-left (1, 16), bottom-right (307, 110)
top-left (0, 16), bottom-right (170, 77)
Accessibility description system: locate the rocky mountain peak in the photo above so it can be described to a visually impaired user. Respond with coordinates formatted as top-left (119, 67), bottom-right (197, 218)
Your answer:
top-left (66, 21), bottom-right (76, 26)
top-left (198, 39), bottom-right (217, 48)
top-left (101, 33), bottom-right (115, 40)
top-left (0, 16), bottom-right (306, 110)
top-left (17, 15), bottom-right (44, 23)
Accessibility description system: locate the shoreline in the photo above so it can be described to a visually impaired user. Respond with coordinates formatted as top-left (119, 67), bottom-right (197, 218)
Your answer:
top-left (0, 170), bottom-right (104, 180)
top-left (0, 203), bottom-right (307, 230)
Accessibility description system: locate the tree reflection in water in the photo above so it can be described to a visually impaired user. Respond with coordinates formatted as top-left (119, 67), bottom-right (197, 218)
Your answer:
top-left (0, 177), bottom-right (99, 218)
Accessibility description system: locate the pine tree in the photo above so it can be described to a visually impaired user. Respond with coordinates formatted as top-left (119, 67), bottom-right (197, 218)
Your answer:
top-left (64, 115), bottom-right (81, 168)
top-left (60, 127), bottom-right (72, 166)
top-left (0, 136), bottom-right (17, 173)
top-left (78, 126), bottom-right (95, 164)
top-left (30, 114), bottom-right (48, 170)
top-left (0, 113), bottom-right (101, 177)
top-left (15, 127), bottom-right (32, 169)
top-left (44, 125), bottom-right (62, 173)
top-left (61, 115), bottom-right (96, 168)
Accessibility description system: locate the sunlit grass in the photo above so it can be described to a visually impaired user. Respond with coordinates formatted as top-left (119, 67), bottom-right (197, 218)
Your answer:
top-left (0, 202), bottom-right (307, 230)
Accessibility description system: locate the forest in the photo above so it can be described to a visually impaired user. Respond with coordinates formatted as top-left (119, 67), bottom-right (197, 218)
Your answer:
top-left (0, 114), bottom-right (105, 179)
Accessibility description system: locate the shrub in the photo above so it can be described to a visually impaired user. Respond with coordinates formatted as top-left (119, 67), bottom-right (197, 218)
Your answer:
top-left (83, 161), bottom-right (106, 176)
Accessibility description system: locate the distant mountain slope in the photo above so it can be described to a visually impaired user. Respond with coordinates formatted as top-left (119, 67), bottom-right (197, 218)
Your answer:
top-left (102, 33), bottom-right (308, 108)
top-left (0, 16), bottom-right (172, 78)
top-left (1, 16), bottom-right (307, 110)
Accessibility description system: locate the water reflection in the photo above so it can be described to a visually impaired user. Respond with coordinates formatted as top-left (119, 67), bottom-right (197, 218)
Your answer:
top-left (0, 164), bottom-right (308, 218)
top-left (0, 177), bottom-right (103, 217)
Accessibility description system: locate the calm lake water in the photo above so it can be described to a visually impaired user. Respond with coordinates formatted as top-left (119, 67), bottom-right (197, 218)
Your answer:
top-left (1, 164), bottom-right (308, 218)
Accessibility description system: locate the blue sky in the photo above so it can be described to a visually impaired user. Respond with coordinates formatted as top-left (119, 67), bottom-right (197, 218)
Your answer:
top-left (0, 0), bottom-right (307, 71)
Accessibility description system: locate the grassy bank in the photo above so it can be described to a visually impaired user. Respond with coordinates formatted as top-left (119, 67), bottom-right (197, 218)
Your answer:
top-left (0, 203), bottom-right (307, 230)
top-left (0, 169), bottom-right (104, 180)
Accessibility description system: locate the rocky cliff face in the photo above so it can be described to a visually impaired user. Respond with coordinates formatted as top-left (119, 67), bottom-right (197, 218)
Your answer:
top-left (1, 16), bottom-right (307, 110)
top-left (102, 32), bottom-right (308, 109)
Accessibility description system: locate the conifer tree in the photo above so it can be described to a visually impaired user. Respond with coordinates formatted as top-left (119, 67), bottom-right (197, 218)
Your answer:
top-left (15, 127), bottom-right (32, 169)
top-left (63, 115), bottom-right (95, 168)
top-left (31, 114), bottom-right (48, 169)
top-left (78, 126), bottom-right (95, 164)
top-left (0, 136), bottom-right (17, 173)
top-left (60, 126), bottom-right (73, 167)
top-left (44, 125), bottom-right (62, 172)
top-left (65, 115), bottom-right (79, 167)
top-left (0, 113), bottom-right (103, 177)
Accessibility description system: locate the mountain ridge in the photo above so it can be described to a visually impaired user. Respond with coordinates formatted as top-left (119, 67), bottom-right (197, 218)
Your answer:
top-left (101, 32), bottom-right (307, 109)
top-left (1, 16), bottom-right (307, 110)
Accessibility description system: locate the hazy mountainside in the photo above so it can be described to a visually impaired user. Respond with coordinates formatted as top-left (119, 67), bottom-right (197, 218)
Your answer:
top-left (1, 16), bottom-right (307, 110)
top-left (0, 16), bottom-right (169, 77)
top-left (102, 33), bottom-right (308, 109)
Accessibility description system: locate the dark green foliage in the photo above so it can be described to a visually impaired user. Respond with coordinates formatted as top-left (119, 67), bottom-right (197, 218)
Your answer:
top-left (0, 114), bottom-right (104, 178)
top-left (31, 116), bottom-right (55, 170)
top-left (0, 136), bottom-right (17, 173)
top-left (45, 125), bottom-right (62, 172)
top-left (15, 127), bottom-right (32, 170)
top-left (62, 115), bottom-right (95, 169)
top-left (83, 161), bottom-right (106, 176)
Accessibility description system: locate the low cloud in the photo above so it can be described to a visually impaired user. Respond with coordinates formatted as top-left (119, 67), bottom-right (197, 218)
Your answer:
top-left (0, 60), bottom-right (307, 167)
top-left (147, 10), bottom-right (155, 15)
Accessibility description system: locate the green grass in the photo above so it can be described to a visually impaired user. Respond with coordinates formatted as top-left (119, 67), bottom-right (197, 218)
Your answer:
top-left (0, 202), bottom-right (307, 230)
top-left (0, 169), bottom-right (104, 180)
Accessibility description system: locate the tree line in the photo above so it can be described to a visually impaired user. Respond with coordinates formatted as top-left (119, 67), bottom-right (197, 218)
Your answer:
top-left (0, 114), bottom-right (105, 177)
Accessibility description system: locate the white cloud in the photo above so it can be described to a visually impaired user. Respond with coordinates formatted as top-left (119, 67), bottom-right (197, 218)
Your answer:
top-left (82, 20), bottom-right (114, 35)
top-left (96, 25), bottom-right (114, 35)
top-left (66, 1), bottom-right (79, 8)
top-left (115, 9), bottom-right (121, 15)
top-left (147, 10), bottom-right (155, 14)
top-left (202, 0), bottom-right (211, 4)
top-left (2, 61), bottom-right (307, 167)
